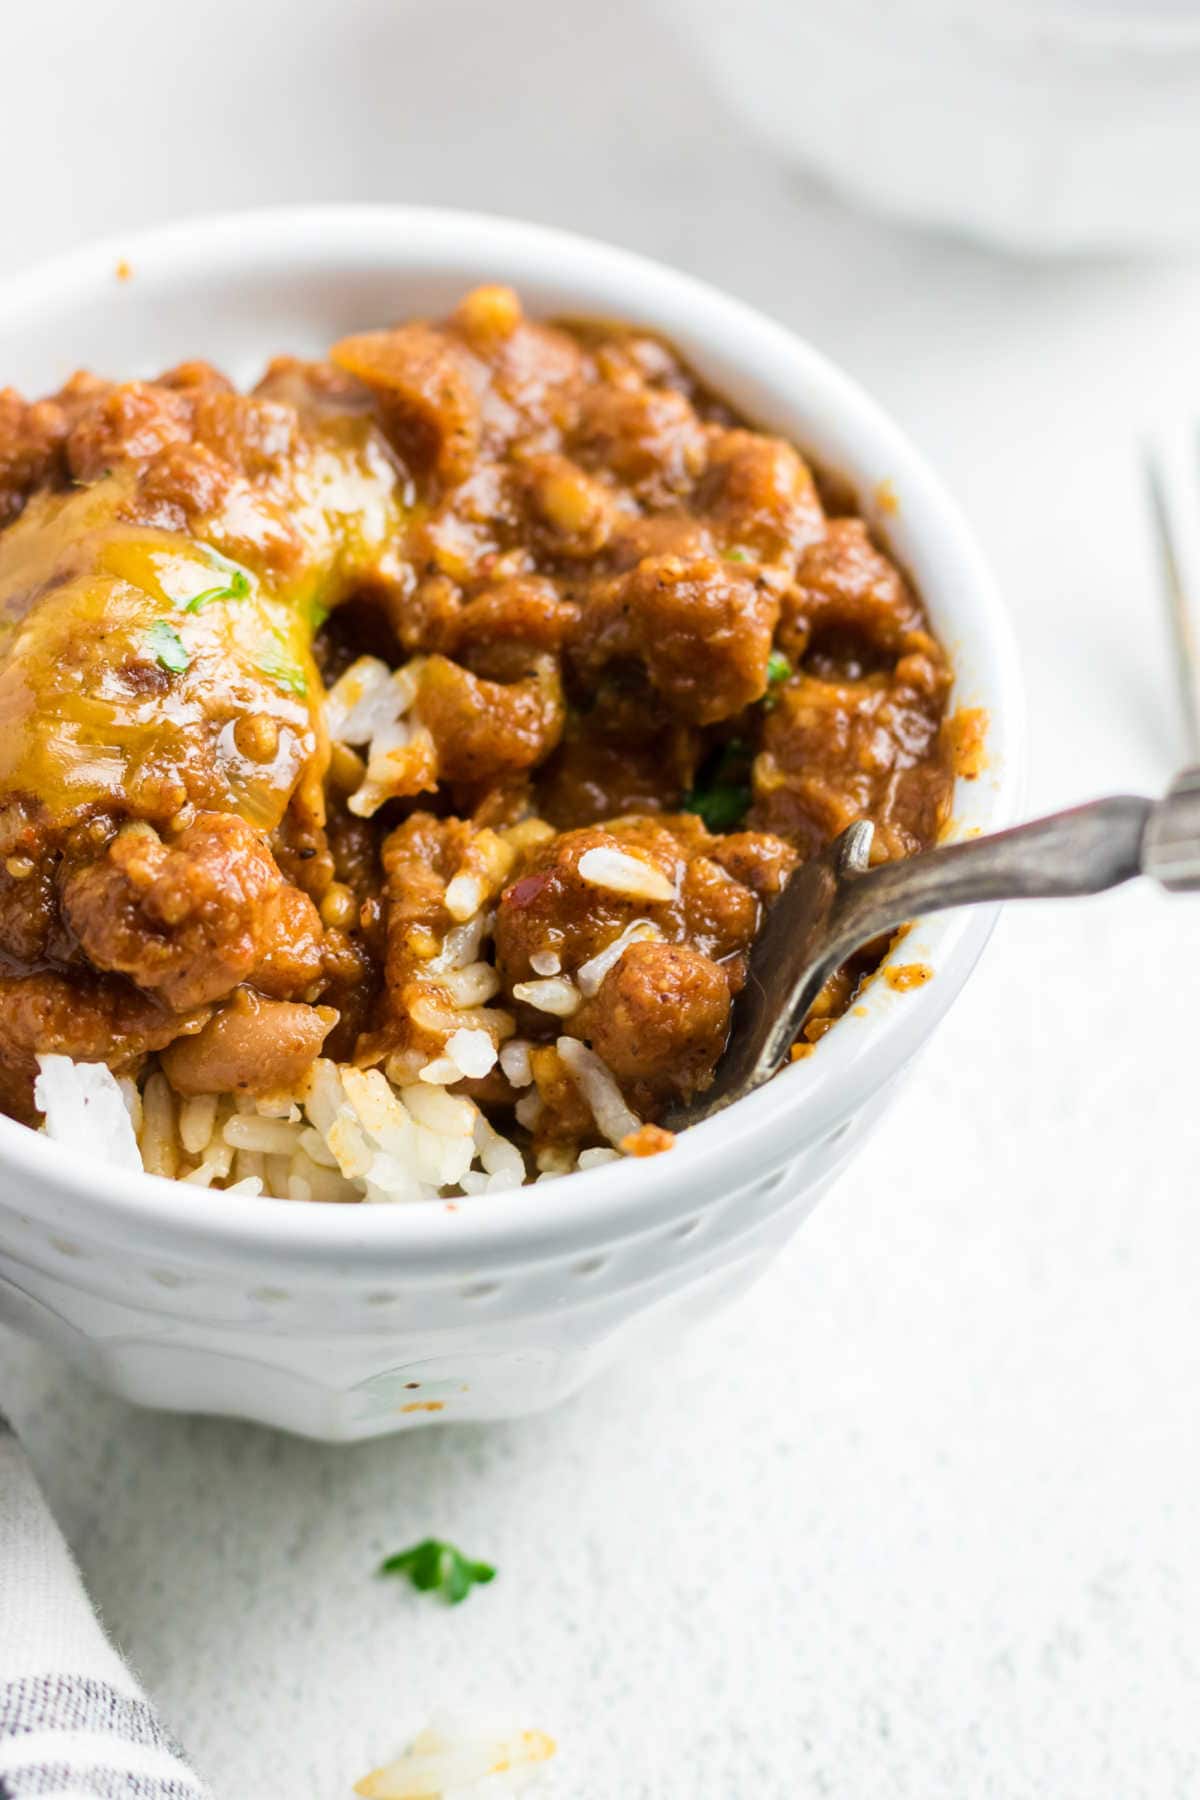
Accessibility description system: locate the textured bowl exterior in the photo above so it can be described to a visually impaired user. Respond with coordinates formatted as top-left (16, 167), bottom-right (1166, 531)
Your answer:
top-left (0, 208), bottom-right (1023, 1438)
top-left (0, 1083), bottom-right (902, 1440)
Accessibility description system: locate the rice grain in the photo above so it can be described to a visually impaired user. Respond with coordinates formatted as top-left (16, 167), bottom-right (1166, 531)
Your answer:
top-left (555, 1035), bottom-right (641, 1146)
top-left (498, 1038), bottom-right (534, 1087)
top-left (576, 918), bottom-right (661, 995)
top-left (577, 845), bottom-right (675, 902)
top-left (179, 1092), bottom-right (218, 1155)
top-left (511, 976), bottom-right (580, 1017)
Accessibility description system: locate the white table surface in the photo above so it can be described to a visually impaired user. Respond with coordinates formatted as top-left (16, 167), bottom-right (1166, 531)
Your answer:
top-left (3, 3), bottom-right (1200, 1796)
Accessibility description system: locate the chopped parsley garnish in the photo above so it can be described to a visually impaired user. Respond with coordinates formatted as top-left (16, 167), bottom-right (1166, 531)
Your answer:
top-left (183, 567), bottom-right (251, 612)
top-left (256, 650), bottom-right (308, 697)
top-left (685, 781), bottom-right (752, 832)
top-left (378, 1538), bottom-right (496, 1606)
top-left (146, 620), bottom-right (189, 675)
top-left (763, 649), bottom-right (792, 710)
top-left (725, 546), bottom-right (750, 563)
top-left (683, 738), bottom-right (752, 834)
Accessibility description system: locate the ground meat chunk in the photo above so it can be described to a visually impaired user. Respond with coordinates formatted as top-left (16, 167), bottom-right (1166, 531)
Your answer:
top-left (497, 825), bottom-right (670, 988)
top-left (708, 830), bottom-right (799, 899)
top-left (59, 812), bottom-right (287, 1011)
top-left (134, 441), bottom-right (235, 532)
top-left (253, 353), bottom-right (374, 417)
top-left (521, 454), bottom-right (614, 558)
top-left (699, 428), bottom-right (826, 567)
top-left (0, 849), bottom-right (59, 966)
top-left (415, 655), bottom-right (565, 784)
top-left (413, 462), bottom-right (526, 585)
top-left (571, 554), bottom-right (779, 725)
top-left (536, 723), bottom-right (698, 827)
top-left (155, 359), bottom-right (236, 396)
top-left (0, 970), bottom-right (205, 1124)
top-left (135, 440), bottom-right (308, 576)
top-left (605, 512), bottom-right (716, 571)
top-left (451, 577), bottom-right (580, 680)
top-left (583, 939), bottom-right (733, 1098)
top-left (571, 383), bottom-right (707, 504)
top-left (65, 381), bottom-right (192, 483)
top-left (779, 519), bottom-right (927, 665)
top-left (160, 990), bottom-right (336, 1096)
top-left (0, 389), bottom-right (68, 526)
top-left (252, 883), bottom-right (326, 1000)
top-left (385, 573), bottom-right (462, 655)
top-left (331, 324), bottom-right (482, 486)
top-left (459, 306), bottom-right (588, 454)
top-left (188, 388), bottom-right (299, 481)
top-left (751, 663), bottom-right (954, 859)
top-left (495, 815), bottom-right (763, 990)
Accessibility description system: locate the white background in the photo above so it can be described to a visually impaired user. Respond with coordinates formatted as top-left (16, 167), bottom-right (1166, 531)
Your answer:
top-left (3, 2), bottom-right (1200, 1795)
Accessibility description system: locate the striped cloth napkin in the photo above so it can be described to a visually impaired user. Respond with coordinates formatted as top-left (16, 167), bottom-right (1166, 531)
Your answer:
top-left (0, 1412), bottom-right (211, 1800)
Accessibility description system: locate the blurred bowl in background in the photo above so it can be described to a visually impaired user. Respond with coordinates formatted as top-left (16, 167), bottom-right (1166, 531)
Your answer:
top-left (663, 0), bottom-right (1200, 255)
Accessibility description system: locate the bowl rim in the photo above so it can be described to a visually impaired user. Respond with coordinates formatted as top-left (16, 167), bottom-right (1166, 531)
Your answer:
top-left (0, 203), bottom-right (1024, 1271)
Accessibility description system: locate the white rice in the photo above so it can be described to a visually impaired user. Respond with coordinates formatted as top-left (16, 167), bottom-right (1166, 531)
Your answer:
top-left (430, 911), bottom-right (492, 973)
top-left (324, 654), bottom-right (436, 817)
top-left (514, 1092), bottom-right (544, 1130)
top-left (575, 918), bottom-right (660, 996)
top-left (498, 1039), bottom-right (533, 1087)
top-left (576, 844), bottom-right (675, 902)
top-left (444, 872), bottom-right (486, 922)
top-left (441, 964), bottom-right (501, 1007)
top-left (325, 655), bottom-right (417, 744)
top-left (555, 1036), bottom-right (642, 1147)
top-left (34, 1036), bottom-right (536, 1205)
top-left (354, 1720), bottom-right (555, 1798)
top-left (178, 1092), bottom-right (218, 1155)
top-left (33, 1055), bottom-right (141, 1173)
top-left (577, 1145), bottom-right (622, 1170)
top-left (511, 976), bottom-right (580, 1018)
top-left (445, 1028), bottom-right (498, 1079)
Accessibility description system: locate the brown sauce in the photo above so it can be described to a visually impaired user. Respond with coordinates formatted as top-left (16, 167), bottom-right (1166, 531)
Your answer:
top-left (0, 285), bottom-right (960, 1152)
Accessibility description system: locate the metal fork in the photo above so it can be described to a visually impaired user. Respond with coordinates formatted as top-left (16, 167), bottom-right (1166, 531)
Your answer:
top-left (1146, 427), bottom-right (1200, 762)
top-left (667, 775), bottom-right (1200, 1130)
top-left (667, 454), bottom-right (1200, 1132)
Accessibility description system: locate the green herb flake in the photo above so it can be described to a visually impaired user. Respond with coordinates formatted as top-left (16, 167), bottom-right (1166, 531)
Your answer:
top-left (256, 650), bottom-right (308, 698)
top-left (725, 546), bottom-right (751, 563)
top-left (378, 1538), bottom-right (496, 1606)
top-left (766, 650), bottom-right (791, 687)
top-left (683, 738), bottom-right (753, 834)
top-left (683, 782), bottom-right (752, 833)
top-left (183, 567), bottom-right (252, 613)
top-left (146, 620), bottom-right (189, 675)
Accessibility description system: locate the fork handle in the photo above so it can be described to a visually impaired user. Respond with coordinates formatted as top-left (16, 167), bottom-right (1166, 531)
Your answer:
top-left (1142, 766), bottom-right (1200, 890)
top-left (832, 771), bottom-right (1200, 959)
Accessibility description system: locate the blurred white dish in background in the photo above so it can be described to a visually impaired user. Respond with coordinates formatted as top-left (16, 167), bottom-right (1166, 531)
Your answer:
top-left (663, 0), bottom-right (1200, 255)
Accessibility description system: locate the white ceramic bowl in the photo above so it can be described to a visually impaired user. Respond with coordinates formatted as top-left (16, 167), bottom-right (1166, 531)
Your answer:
top-left (0, 207), bottom-right (1023, 1439)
